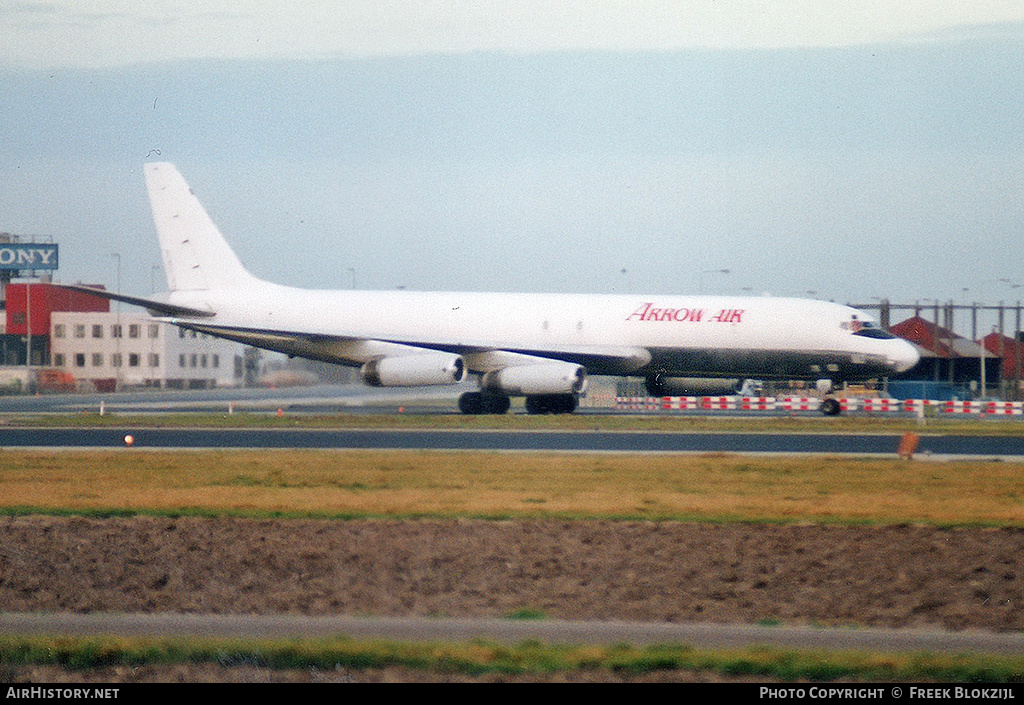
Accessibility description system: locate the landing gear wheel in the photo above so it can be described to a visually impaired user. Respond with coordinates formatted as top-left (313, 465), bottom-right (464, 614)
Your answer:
top-left (458, 392), bottom-right (484, 415)
top-left (483, 394), bottom-right (511, 415)
top-left (525, 394), bottom-right (579, 415)
top-left (458, 392), bottom-right (510, 415)
top-left (820, 397), bottom-right (842, 417)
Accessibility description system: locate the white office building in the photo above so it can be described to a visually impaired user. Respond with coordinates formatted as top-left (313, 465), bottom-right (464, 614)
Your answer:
top-left (49, 311), bottom-right (244, 391)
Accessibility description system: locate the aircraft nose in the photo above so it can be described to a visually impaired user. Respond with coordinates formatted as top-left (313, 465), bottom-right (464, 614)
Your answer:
top-left (889, 339), bottom-right (920, 373)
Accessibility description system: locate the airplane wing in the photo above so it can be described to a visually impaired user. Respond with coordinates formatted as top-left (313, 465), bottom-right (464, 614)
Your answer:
top-left (166, 318), bottom-right (651, 376)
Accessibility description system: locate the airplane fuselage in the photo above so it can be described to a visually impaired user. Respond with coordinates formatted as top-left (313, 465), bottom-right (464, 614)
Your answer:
top-left (166, 283), bottom-right (917, 383)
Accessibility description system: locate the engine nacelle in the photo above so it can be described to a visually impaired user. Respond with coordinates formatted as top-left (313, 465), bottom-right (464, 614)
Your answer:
top-left (481, 362), bottom-right (587, 396)
top-left (361, 353), bottom-right (466, 387)
top-left (645, 376), bottom-right (743, 397)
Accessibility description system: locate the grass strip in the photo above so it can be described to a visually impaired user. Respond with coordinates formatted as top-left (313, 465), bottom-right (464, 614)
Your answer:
top-left (0, 450), bottom-right (1021, 526)
top-left (7, 410), bottom-right (1024, 436)
top-left (0, 634), bottom-right (1021, 682)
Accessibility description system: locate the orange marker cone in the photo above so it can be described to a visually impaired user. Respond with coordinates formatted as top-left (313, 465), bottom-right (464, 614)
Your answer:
top-left (897, 432), bottom-right (919, 460)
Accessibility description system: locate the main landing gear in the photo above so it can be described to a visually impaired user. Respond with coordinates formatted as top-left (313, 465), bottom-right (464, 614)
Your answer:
top-left (457, 392), bottom-right (579, 415)
top-left (524, 394), bottom-right (578, 415)
top-left (458, 392), bottom-right (511, 415)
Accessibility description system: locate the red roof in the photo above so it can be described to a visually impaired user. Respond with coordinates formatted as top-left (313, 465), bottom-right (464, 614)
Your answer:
top-left (981, 333), bottom-right (1024, 379)
top-left (889, 316), bottom-right (965, 358)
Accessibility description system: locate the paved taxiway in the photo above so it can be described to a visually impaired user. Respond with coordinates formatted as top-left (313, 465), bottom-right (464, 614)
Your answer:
top-left (0, 383), bottom-right (456, 415)
top-left (2, 384), bottom-right (1023, 457)
top-left (0, 426), bottom-right (1021, 457)
top-left (3, 613), bottom-right (1022, 656)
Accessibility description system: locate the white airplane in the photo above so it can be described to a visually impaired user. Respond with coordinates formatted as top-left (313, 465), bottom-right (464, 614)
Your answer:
top-left (63, 163), bottom-right (919, 415)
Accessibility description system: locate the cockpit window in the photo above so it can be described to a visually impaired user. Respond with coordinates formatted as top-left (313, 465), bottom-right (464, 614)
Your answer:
top-left (843, 317), bottom-right (897, 339)
top-left (853, 327), bottom-right (897, 340)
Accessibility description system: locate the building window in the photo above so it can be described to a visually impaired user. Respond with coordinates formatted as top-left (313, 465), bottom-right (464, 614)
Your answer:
top-left (190, 354), bottom-right (197, 368)
top-left (112, 354), bottom-right (122, 368)
top-left (129, 353), bottom-right (140, 367)
top-left (129, 324), bottom-right (140, 339)
top-left (74, 325), bottom-right (85, 339)
top-left (111, 325), bottom-right (122, 338)
top-left (179, 354), bottom-right (186, 368)
top-left (91, 353), bottom-right (103, 367)
top-left (53, 353), bottom-right (65, 367)
top-left (212, 354), bottom-right (220, 369)
top-left (12, 313), bottom-right (26, 326)
top-left (201, 354), bottom-right (208, 368)
top-left (54, 324), bottom-right (65, 338)
top-left (75, 353), bottom-right (86, 367)
top-left (149, 324), bottom-right (160, 339)
top-left (149, 353), bottom-right (160, 368)
top-left (92, 325), bottom-right (103, 339)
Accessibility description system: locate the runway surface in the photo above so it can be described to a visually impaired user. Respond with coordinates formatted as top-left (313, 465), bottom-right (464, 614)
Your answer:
top-left (0, 426), bottom-right (1021, 457)
top-left (3, 613), bottom-right (1022, 655)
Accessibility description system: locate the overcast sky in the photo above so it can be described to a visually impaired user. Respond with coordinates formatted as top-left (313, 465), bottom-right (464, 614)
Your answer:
top-left (2, 2), bottom-right (1023, 333)
top-left (5, 2), bottom-right (1024, 65)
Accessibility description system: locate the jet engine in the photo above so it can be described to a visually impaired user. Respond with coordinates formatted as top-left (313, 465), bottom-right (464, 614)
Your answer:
top-left (361, 353), bottom-right (466, 387)
top-left (645, 375), bottom-right (743, 397)
top-left (481, 362), bottom-right (587, 396)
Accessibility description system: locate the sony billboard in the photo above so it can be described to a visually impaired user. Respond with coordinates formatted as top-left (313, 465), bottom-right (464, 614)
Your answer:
top-left (0, 244), bottom-right (58, 271)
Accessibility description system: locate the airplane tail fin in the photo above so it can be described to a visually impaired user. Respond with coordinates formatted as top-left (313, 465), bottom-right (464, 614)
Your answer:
top-left (144, 162), bottom-right (260, 291)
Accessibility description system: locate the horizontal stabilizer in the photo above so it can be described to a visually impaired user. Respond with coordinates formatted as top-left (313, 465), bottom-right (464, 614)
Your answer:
top-left (53, 284), bottom-right (215, 318)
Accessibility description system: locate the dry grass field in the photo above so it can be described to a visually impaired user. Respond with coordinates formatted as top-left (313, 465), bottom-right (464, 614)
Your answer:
top-left (0, 449), bottom-right (1021, 525)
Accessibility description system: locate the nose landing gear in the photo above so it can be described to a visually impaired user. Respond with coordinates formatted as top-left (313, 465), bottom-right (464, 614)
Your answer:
top-left (820, 397), bottom-right (842, 416)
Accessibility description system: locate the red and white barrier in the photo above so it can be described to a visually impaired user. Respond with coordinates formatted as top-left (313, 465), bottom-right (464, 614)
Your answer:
top-left (699, 396), bottom-right (736, 410)
top-left (860, 398), bottom-right (904, 413)
top-left (781, 397), bottom-right (817, 411)
top-left (613, 395), bottom-right (1024, 417)
top-left (980, 401), bottom-right (1024, 415)
top-left (741, 397), bottom-right (776, 410)
top-left (616, 397), bottom-right (663, 411)
top-left (659, 396), bottom-right (738, 410)
top-left (940, 400), bottom-right (981, 414)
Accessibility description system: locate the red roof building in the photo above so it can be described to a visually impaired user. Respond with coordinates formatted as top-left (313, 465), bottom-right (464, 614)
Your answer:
top-left (981, 332), bottom-right (1024, 382)
top-left (2, 283), bottom-right (110, 366)
top-left (888, 315), bottom-right (999, 388)
top-left (5, 283), bottom-right (110, 337)
top-left (888, 315), bottom-right (981, 359)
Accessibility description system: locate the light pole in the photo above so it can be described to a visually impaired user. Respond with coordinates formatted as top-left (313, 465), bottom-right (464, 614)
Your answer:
top-left (25, 275), bottom-right (31, 367)
top-left (974, 280), bottom-right (1022, 398)
top-left (112, 253), bottom-right (121, 392)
